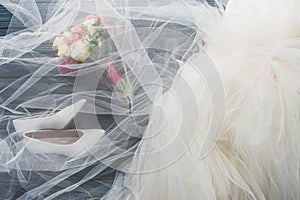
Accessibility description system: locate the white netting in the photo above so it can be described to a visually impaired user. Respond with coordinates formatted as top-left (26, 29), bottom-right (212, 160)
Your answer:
top-left (0, 0), bottom-right (300, 199)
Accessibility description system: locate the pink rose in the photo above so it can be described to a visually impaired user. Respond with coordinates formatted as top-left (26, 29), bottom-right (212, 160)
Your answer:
top-left (56, 57), bottom-right (77, 74)
top-left (85, 14), bottom-right (100, 21)
top-left (71, 26), bottom-right (84, 34)
top-left (63, 34), bottom-right (79, 45)
top-left (63, 26), bottom-right (85, 45)
top-left (104, 64), bottom-right (122, 85)
top-left (100, 20), bottom-right (106, 28)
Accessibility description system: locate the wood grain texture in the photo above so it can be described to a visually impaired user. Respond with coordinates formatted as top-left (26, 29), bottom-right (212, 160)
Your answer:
top-left (0, 1), bottom-right (216, 199)
top-left (1, 3), bottom-right (115, 199)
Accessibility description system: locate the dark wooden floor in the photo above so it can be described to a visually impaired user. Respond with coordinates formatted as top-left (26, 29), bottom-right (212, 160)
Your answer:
top-left (0, 1), bottom-right (216, 199)
top-left (0, 3), bottom-right (115, 199)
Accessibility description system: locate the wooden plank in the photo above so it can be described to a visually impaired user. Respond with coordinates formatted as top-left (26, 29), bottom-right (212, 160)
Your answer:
top-left (0, 164), bottom-right (115, 199)
top-left (0, 5), bottom-right (11, 36)
top-left (0, 1), bottom-right (211, 198)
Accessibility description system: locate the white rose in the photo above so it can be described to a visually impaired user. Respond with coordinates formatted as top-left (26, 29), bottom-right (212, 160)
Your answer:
top-left (57, 44), bottom-right (70, 57)
top-left (53, 36), bottom-right (70, 57)
top-left (63, 31), bottom-right (72, 38)
top-left (53, 36), bottom-right (64, 50)
top-left (84, 19), bottom-right (98, 35)
top-left (70, 39), bottom-right (90, 62)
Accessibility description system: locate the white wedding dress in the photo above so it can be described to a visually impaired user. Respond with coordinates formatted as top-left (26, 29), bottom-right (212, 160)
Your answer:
top-left (0, 0), bottom-right (300, 199)
top-left (104, 0), bottom-right (300, 199)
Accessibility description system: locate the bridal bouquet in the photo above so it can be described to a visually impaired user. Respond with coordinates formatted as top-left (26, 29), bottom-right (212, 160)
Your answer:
top-left (52, 15), bottom-right (132, 102)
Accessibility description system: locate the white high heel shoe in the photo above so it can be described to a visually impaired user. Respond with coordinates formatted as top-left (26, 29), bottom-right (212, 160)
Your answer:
top-left (13, 99), bottom-right (86, 134)
top-left (23, 129), bottom-right (105, 157)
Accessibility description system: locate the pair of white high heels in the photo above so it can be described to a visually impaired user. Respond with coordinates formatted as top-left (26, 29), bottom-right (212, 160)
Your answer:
top-left (13, 99), bottom-right (104, 157)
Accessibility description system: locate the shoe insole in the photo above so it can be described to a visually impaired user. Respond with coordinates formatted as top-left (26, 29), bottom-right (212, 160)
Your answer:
top-left (25, 130), bottom-right (83, 145)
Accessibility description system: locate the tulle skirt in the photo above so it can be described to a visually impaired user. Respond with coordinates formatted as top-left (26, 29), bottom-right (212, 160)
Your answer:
top-left (0, 0), bottom-right (300, 199)
top-left (108, 40), bottom-right (300, 199)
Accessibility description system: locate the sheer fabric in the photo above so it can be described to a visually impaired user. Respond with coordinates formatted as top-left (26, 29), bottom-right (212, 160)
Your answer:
top-left (0, 0), bottom-right (299, 199)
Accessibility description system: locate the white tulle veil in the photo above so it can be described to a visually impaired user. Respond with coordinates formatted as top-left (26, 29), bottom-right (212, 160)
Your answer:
top-left (1, 0), bottom-right (300, 199)
top-left (0, 0), bottom-right (227, 199)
